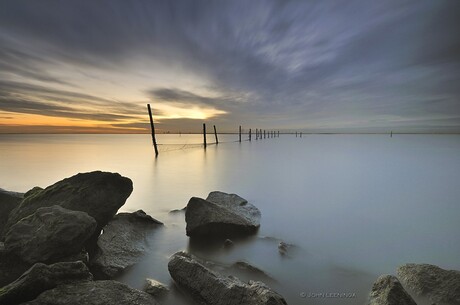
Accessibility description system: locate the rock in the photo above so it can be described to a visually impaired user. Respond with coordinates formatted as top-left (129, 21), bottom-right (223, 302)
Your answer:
top-left (278, 242), bottom-right (291, 256)
top-left (0, 261), bottom-right (92, 305)
top-left (144, 278), bottom-right (169, 298)
top-left (4, 171), bottom-right (133, 237)
top-left (0, 188), bottom-right (23, 239)
top-left (21, 280), bottom-right (158, 305)
top-left (0, 243), bottom-right (31, 287)
top-left (168, 251), bottom-right (287, 305)
top-left (368, 275), bottom-right (417, 305)
top-left (169, 206), bottom-right (187, 213)
top-left (4, 205), bottom-right (97, 264)
top-left (397, 263), bottom-right (460, 305)
top-left (185, 191), bottom-right (261, 238)
top-left (90, 210), bottom-right (163, 279)
top-left (231, 261), bottom-right (274, 282)
top-left (223, 239), bottom-right (234, 248)
top-left (23, 187), bottom-right (43, 199)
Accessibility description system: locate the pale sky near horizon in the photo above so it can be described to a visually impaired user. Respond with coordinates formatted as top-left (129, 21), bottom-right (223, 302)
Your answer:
top-left (1, 0), bottom-right (459, 133)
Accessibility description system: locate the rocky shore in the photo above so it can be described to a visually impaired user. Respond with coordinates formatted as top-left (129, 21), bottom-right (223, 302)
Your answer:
top-left (1, 171), bottom-right (459, 305)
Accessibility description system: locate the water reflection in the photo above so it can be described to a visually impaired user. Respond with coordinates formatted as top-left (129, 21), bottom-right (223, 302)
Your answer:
top-left (1, 134), bottom-right (459, 305)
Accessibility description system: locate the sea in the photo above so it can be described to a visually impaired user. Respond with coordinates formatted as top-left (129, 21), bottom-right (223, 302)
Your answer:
top-left (1, 133), bottom-right (459, 305)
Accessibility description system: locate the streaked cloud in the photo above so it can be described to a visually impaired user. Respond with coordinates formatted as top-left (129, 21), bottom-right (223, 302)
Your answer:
top-left (0, 0), bottom-right (459, 133)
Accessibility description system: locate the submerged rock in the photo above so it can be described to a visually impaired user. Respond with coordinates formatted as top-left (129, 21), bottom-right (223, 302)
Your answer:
top-left (0, 261), bottom-right (92, 305)
top-left (4, 205), bottom-right (97, 264)
top-left (90, 210), bottom-right (163, 279)
top-left (168, 251), bottom-right (287, 305)
top-left (4, 171), bottom-right (133, 237)
top-left (0, 188), bottom-right (23, 239)
top-left (185, 191), bottom-right (261, 238)
top-left (21, 280), bottom-right (158, 305)
top-left (397, 263), bottom-right (460, 305)
top-left (230, 261), bottom-right (274, 282)
top-left (144, 278), bottom-right (169, 298)
top-left (368, 275), bottom-right (417, 305)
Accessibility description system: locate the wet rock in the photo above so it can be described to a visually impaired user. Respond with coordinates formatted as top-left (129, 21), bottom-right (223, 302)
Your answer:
top-left (0, 188), bottom-right (23, 239)
top-left (278, 242), bottom-right (291, 256)
top-left (0, 261), bottom-right (92, 305)
top-left (144, 278), bottom-right (169, 298)
top-left (4, 205), bottom-right (97, 264)
top-left (21, 280), bottom-right (158, 305)
top-left (4, 171), bottom-right (133, 238)
top-left (90, 210), bottom-right (163, 279)
top-left (169, 206), bottom-right (187, 213)
top-left (368, 275), bottom-right (417, 305)
top-left (230, 261), bottom-right (274, 282)
top-left (168, 251), bottom-right (287, 305)
top-left (223, 239), bottom-right (234, 248)
top-left (185, 191), bottom-right (261, 238)
top-left (397, 263), bottom-right (460, 305)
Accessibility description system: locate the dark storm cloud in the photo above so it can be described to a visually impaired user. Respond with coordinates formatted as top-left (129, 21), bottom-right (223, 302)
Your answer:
top-left (0, 0), bottom-right (460, 131)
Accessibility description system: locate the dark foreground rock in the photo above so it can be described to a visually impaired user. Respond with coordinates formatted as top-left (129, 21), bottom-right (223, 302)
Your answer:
top-left (4, 171), bottom-right (133, 237)
top-left (0, 188), bottom-right (23, 239)
top-left (185, 191), bottom-right (261, 238)
top-left (90, 210), bottom-right (163, 279)
top-left (5, 205), bottom-right (97, 264)
top-left (0, 261), bottom-right (92, 305)
top-left (368, 275), bottom-right (417, 305)
top-left (0, 243), bottom-right (31, 287)
top-left (397, 263), bottom-right (460, 305)
top-left (168, 251), bottom-right (286, 305)
top-left (144, 278), bottom-right (169, 298)
top-left (21, 280), bottom-right (158, 305)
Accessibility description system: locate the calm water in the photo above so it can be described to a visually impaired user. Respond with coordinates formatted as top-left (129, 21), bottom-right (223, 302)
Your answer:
top-left (1, 134), bottom-right (459, 305)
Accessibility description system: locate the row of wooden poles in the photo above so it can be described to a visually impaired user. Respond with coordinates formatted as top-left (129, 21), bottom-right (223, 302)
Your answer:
top-left (148, 104), bottom-right (282, 156)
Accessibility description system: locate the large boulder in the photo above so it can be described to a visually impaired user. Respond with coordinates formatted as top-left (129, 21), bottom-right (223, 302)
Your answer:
top-left (4, 171), bottom-right (133, 236)
top-left (0, 188), bottom-right (23, 239)
top-left (185, 191), bottom-right (261, 237)
top-left (397, 263), bottom-right (460, 305)
top-left (90, 210), bottom-right (163, 279)
top-left (168, 251), bottom-right (287, 305)
top-left (21, 280), bottom-right (158, 305)
top-left (0, 261), bottom-right (92, 305)
top-left (0, 243), bottom-right (31, 287)
top-left (368, 275), bottom-right (417, 305)
top-left (4, 205), bottom-right (97, 264)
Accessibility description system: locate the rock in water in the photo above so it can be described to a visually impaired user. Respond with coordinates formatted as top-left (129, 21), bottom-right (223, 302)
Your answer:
top-left (4, 171), bottom-right (133, 236)
top-left (168, 251), bottom-right (287, 305)
top-left (0, 188), bottom-right (23, 239)
top-left (90, 210), bottom-right (163, 278)
top-left (397, 263), bottom-right (460, 305)
top-left (21, 280), bottom-right (158, 305)
top-left (144, 278), bottom-right (169, 298)
top-left (185, 191), bottom-right (261, 237)
top-left (4, 205), bottom-right (97, 264)
top-left (368, 275), bottom-right (417, 305)
top-left (0, 261), bottom-right (92, 305)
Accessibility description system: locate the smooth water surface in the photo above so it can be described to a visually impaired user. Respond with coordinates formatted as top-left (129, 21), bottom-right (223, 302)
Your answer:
top-left (1, 134), bottom-right (459, 305)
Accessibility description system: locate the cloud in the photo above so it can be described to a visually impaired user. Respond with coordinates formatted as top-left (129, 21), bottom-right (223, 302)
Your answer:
top-left (0, 0), bottom-right (459, 132)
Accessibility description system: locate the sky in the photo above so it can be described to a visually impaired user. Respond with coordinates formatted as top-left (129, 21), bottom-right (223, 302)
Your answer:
top-left (0, 0), bottom-right (459, 134)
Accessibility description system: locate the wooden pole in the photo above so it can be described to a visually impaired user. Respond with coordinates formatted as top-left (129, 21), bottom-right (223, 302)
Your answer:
top-left (147, 104), bottom-right (158, 156)
top-left (256, 128), bottom-right (258, 140)
top-left (264, 130), bottom-right (266, 139)
top-left (249, 128), bottom-right (252, 141)
top-left (213, 125), bottom-right (218, 144)
top-left (239, 125), bottom-right (242, 142)
top-left (203, 123), bottom-right (207, 149)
